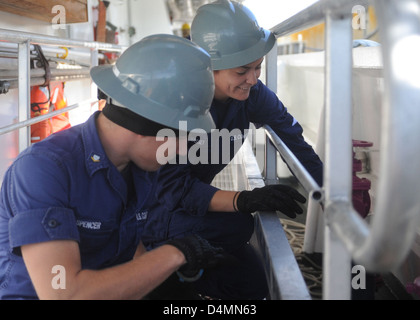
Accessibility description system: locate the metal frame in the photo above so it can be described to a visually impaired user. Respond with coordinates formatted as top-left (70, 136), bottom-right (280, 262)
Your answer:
top-left (0, 99), bottom-right (96, 136)
top-left (240, 139), bottom-right (311, 300)
top-left (17, 40), bottom-right (31, 152)
top-left (0, 28), bottom-right (125, 152)
top-left (263, 45), bottom-right (279, 184)
top-left (264, 0), bottom-right (420, 299)
top-left (264, 124), bottom-right (323, 202)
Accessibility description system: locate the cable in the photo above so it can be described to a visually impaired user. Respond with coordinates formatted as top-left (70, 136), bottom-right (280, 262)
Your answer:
top-left (280, 218), bottom-right (323, 299)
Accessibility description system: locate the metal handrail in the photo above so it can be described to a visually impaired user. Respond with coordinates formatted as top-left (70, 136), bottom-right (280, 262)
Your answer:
top-left (1, 68), bottom-right (91, 89)
top-left (0, 28), bottom-right (125, 152)
top-left (265, 0), bottom-right (420, 285)
top-left (335, 0), bottom-right (420, 270)
top-left (271, 0), bottom-right (369, 38)
top-left (0, 28), bottom-right (124, 52)
top-left (264, 125), bottom-right (323, 202)
top-left (0, 99), bottom-right (97, 136)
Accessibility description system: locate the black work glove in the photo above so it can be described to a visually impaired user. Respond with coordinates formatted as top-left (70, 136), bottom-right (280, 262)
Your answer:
top-left (166, 234), bottom-right (228, 282)
top-left (236, 184), bottom-right (306, 218)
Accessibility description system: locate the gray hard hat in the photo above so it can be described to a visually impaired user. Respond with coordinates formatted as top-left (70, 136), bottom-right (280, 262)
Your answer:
top-left (90, 34), bottom-right (215, 132)
top-left (191, 0), bottom-right (276, 70)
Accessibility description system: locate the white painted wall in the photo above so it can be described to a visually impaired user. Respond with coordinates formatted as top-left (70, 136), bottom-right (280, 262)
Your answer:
top-left (276, 47), bottom-right (383, 200)
top-left (105, 0), bottom-right (172, 46)
top-left (127, 0), bottom-right (172, 44)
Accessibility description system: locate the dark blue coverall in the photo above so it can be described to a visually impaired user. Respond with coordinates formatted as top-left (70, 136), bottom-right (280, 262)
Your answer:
top-left (143, 80), bottom-right (323, 299)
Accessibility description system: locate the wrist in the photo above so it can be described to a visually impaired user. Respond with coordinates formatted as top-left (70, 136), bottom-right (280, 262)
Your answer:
top-left (233, 191), bottom-right (240, 212)
top-left (163, 244), bottom-right (187, 266)
top-left (236, 190), bottom-right (252, 214)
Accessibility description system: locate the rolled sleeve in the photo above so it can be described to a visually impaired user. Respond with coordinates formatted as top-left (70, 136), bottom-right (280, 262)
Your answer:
top-left (9, 207), bottom-right (79, 250)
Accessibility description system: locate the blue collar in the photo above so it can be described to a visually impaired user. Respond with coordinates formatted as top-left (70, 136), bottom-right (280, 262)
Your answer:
top-left (81, 111), bottom-right (111, 177)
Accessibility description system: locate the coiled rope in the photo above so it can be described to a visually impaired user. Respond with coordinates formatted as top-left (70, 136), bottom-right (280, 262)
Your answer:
top-left (280, 218), bottom-right (323, 299)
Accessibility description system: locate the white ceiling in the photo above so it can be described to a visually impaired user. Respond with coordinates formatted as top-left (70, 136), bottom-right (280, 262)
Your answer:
top-left (166, 0), bottom-right (244, 23)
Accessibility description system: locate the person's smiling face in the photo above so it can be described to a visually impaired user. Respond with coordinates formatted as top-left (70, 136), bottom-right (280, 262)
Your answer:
top-left (213, 58), bottom-right (264, 102)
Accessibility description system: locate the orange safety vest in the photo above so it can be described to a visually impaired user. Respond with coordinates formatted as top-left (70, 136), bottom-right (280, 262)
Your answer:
top-left (50, 82), bottom-right (71, 134)
top-left (30, 82), bottom-right (70, 143)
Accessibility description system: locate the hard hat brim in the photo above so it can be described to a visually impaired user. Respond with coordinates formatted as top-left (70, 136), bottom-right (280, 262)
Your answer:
top-left (211, 29), bottom-right (276, 70)
top-left (91, 64), bottom-right (215, 133)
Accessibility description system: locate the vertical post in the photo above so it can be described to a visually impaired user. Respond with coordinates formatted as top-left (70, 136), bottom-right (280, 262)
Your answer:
top-left (264, 138), bottom-right (277, 183)
top-left (264, 43), bottom-right (278, 183)
top-left (265, 42), bottom-right (278, 93)
top-left (18, 40), bottom-right (31, 152)
top-left (90, 48), bottom-right (99, 102)
top-left (127, 0), bottom-right (133, 46)
top-left (323, 9), bottom-right (353, 299)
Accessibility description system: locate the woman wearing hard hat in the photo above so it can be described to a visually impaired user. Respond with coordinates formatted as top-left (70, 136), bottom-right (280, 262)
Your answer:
top-left (143, 0), bottom-right (323, 300)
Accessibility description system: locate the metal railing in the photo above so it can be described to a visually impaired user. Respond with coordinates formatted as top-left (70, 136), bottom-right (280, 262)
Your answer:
top-left (263, 0), bottom-right (420, 299)
top-left (0, 28), bottom-right (125, 152)
top-left (264, 124), bottom-right (323, 202)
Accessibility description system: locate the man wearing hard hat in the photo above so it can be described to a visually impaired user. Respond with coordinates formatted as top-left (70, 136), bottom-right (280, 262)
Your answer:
top-left (0, 34), bottom-right (225, 300)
